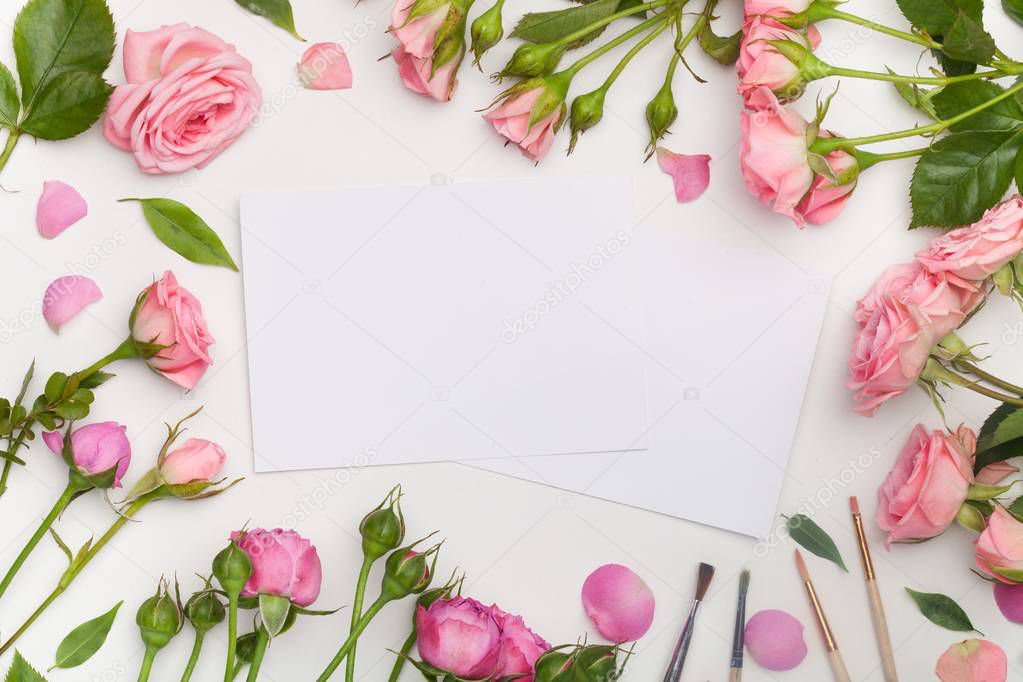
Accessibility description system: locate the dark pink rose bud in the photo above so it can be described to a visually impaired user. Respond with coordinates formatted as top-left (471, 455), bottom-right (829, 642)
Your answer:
top-left (416, 597), bottom-right (502, 680)
top-left (490, 606), bottom-right (550, 682)
top-left (159, 438), bottom-right (226, 484)
top-left (230, 528), bottom-right (322, 607)
top-left (43, 421), bottom-right (131, 488)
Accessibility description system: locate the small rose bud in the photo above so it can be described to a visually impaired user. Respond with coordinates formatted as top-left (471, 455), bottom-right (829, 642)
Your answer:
top-left (645, 81), bottom-right (677, 155)
top-left (381, 542), bottom-right (439, 601)
top-left (568, 87), bottom-right (606, 154)
top-left (136, 579), bottom-right (183, 652)
top-left (42, 422), bottom-right (131, 490)
top-left (185, 581), bottom-right (226, 634)
top-left (360, 486), bottom-right (406, 561)
top-left (497, 42), bottom-right (565, 80)
top-left (235, 631), bottom-right (259, 664)
top-left (213, 538), bottom-right (253, 597)
top-left (470, 2), bottom-right (504, 66)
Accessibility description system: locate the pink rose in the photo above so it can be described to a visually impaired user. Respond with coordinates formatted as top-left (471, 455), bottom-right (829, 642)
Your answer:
top-left (936, 639), bottom-right (1007, 682)
top-left (976, 506), bottom-right (1023, 583)
top-left (484, 77), bottom-right (565, 162)
top-left (581, 564), bottom-right (656, 642)
top-left (231, 528), bottom-right (322, 606)
top-left (875, 424), bottom-right (975, 547)
top-left (43, 422), bottom-right (132, 489)
top-left (795, 146), bottom-right (858, 225)
top-left (104, 23), bottom-right (261, 174)
top-left (390, 0), bottom-right (463, 101)
top-left (132, 271), bottom-right (214, 390)
top-left (917, 196), bottom-right (1023, 280)
top-left (160, 438), bottom-right (226, 484)
top-left (745, 0), bottom-right (812, 17)
top-left (490, 606), bottom-right (549, 682)
top-left (738, 17), bottom-right (818, 108)
top-left (416, 597), bottom-right (502, 680)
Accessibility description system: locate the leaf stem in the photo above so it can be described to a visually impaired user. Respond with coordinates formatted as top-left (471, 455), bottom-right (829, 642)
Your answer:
top-left (601, 15), bottom-right (672, 89)
top-left (0, 130), bottom-right (20, 176)
top-left (852, 146), bottom-right (929, 169)
top-left (345, 557), bottom-right (374, 682)
top-left (316, 597), bottom-right (388, 682)
top-left (676, 0), bottom-right (715, 54)
top-left (181, 631), bottom-right (205, 682)
top-left (387, 630), bottom-right (418, 682)
top-left (245, 628), bottom-right (270, 682)
top-left (564, 13), bottom-right (672, 77)
top-left (0, 480), bottom-right (78, 602)
top-left (224, 592), bottom-right (240, 682)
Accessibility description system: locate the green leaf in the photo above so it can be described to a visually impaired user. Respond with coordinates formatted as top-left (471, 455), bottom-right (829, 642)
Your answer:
top-left (698, 25), bottom-right (742, 65)
top-left (234, 0), bottom-right (303, 40)
top-left (0, 63), bottom-right (19, 130)
top-left (51, 601), bottom-right (122, 669)
top-left (909, 130), bottom-right (1023, 228)
top-left (891, 75), bottom-right (940, 120)
top-left (974, 403), bottom-right (1023, 471)
top-left (258, 594), bottom-right (291, 638)
top-left (1006, 0), bottom-right (1023, 26)
top-left (936, 49), bottom-right (979, 77)
top-left (933, 81), bottom-right (1023, 132)
top-left (785, 514), bottom-right (848, 572)
top-left (15, 361), bottom-right (35, 407)
top-left (941, 11), bottom-right (996, 65)
top-left (4, 651), bottom-right (47, 681)
top-left (905, 588), bottom-right (979, 632)
top-left (19, 70), bottom-right (111, 140)
top-left (12, 0), bottom-right (115, 110)
top-left (511, 0), bottom-right (619, 44)
top-left (77, 371), bottom-right (113, 389)
top-left (53, 400), bottom-right (88, 420)
top-left (120, 198), bottom-right (239, 271)
top-left (896, 0), bottom-right (982, 34)
top-left (1007, 495), bottom-right (1023, 520)
top-left (48, 528), bottom-right (72, 564)
top-left (43, 372), bottom-right (68, 404)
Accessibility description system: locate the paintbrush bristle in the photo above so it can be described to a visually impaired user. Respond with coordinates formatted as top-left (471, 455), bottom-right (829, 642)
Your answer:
top-left (850, 496), bottom-right (860, 514)
top-left (795, 550), bottom-right (811, 581)
top-left (695, 562), bottom-right (715, 600)
top-left (738, 569), bottom-right (750, 594)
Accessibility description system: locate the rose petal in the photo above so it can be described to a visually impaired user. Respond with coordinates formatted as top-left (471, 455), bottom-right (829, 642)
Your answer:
top-left (581, 564), bottom-right (655, 642)
top-left (37, 181), bottom-right (88, 239)
top-left (299, 43), bottom-right (353, 90)
top-left (42, 276), bottom-right (102, 332)
top-left (744, 609), bottom-right (807, 671)
top-left (656, 148), bottom-right (711, 203)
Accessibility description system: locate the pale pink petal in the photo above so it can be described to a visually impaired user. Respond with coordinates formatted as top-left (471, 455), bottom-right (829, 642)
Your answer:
top-left (36, 181), bottom-right (88, 239)
top-left (42, 276), bottom-right (102, 332)
top-left (299, 43), bottom-right (353, 90)
top-left (744, 610), bottom-right (807, 671)
top-left (42, 430), bottom-right (64, 455)
top-left (977, 461), bottom-right (1019, 486)
top-left (581, 564), bottom-right (655, 642)
top-left (123, 23), bottom-right (191, 83)
top-left (656, 148), bottom-right (711, 203)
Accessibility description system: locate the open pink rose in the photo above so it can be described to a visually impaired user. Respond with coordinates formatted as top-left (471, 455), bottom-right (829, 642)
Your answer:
top-left (745, 0), bottom-right (812, 17)
top-left (43, 422), bottom-right (132, 488)
top-left (876, 424), bottom-right (975, 547)
top-left (976, 506), bottom-right (1023, 583)
top-left (484, 78), bottom-right (565, 162)
top-left (132, 271), bottom-right (214, 390)
top-left (491, 606), bottom-right (549, 682)
top-left (160, 438), bottom-right (226, 484)
top-left (390, 0), bottom-right (463, 101)
top-left (416, 597), bottom-right (502, 680)
top-left (581, 564), bottom-right (655, 642)
top-left (738, 17), bottom-right (818, 108)
top-left (104, 23), bottom-right (261, 174)
top-left (231, 528), bottom-right (322, 606)
top-left (917, 196), bottom-right (1023, 280)
top-left (936, 639), bottom-right (1007, 682)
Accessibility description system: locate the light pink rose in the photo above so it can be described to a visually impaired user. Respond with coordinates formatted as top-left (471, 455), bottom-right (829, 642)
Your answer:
top-left (43, 422), bottom-right (132, 488)
top-left (490, 606), bottom-right (549, 682)
top-left (391, 45), bottom-right (462, 101)
top-left (104, 23), bottom-right (261, 174)
top-left (42, 275), bottom-right (102, 332)
top-left (875, 424), bottom-right (975, 547)
top-left (416, 597), bottom-right (502, 680)
top-left (738, 17), bottom-right (818, 107)
top-left (484, 79), bottom-right (564, 162)
top-left (936, 639), bottom-right (1007, 682)
top-left (231, 528), bottom-right (322, 606)
top-left (976, 506), bottom-right (1023, 583)
top-left (298, 42), bottom-right (353, 91)
top-left (795, 147), bottom-right (858, 225)
top-left (655, 148), bottom-right (711, 203)
top-left (160, 438), bottom-right (226, 484)
top-left (581, 564), bottom-right (655, 642)
top-left (917, 196), bottom-right (1023, 280)
top-left (132, 271), bottom-right (214, 390)
top-left (37, 180), bottom-right (87, 239)
top-left (745, 0), bottom-right (812, 17)
top-left (390, 0), bottom-right (462, 101)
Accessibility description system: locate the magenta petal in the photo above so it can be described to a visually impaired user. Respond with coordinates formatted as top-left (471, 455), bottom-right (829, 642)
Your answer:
top-left (42, 430), bottom-right (64, 455)
top-left (581, 564), bottom-right (655, 642)
top-left (37, 180), bottom-right (88, 239)
top-left (744, 609), bottom-right (807, 671)
top-left (42, 276), bottom-right (102, 332)
top-left (298, 43), bottom-right (353, 90)
top-left (656, 148), bottom-right (711, 204)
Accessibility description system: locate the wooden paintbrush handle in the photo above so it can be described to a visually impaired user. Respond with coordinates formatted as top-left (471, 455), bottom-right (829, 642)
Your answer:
top-left (729, 667), bottom-right (741, 682)
top-left (828, 650), bottom-right (852, 682)
top-left (866, 580), bottom-right (899, 681)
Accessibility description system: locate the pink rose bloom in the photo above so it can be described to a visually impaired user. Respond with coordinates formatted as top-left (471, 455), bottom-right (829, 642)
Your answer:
top-left (738, 17), bottom-right (818, 108)
top-left (875, 424), bottom-right (975, 547)
top-left (745, 0), bottom-right (812, 17)
top-left (132, 271), bottom-right (214, 390)
top-left (484, 79), bottom-right (565, 162)
top-left (490, 606), bottom-right (549, 682)
top-left (581, 564), bottom-right (655, 642)
top-left (160, 438), bottom-right (226, 484)
top-left (936, 639), bottom-right (1007, 682)
top-left (917, 196), bottom-right (1023, 280)
top-left (104, 23), bottom-right (261, 174)
top-left (795, 146), bottom-right (858, 225)
top-left (390, 0), bottom-right (462, 101)
top-left (43, 422), bottom-right (132, 488)
top-left (976, 506), bottom-right (1023, 583)
top-left (417, 597), bottom-right (502, 680)
top-left (392, 45), bottom-right (462, 101)
top-left (231, 528), bottom-right (322, 606)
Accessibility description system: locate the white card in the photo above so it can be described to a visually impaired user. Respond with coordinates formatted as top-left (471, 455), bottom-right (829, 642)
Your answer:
top-left (240, 177), bottom-right (650, 470)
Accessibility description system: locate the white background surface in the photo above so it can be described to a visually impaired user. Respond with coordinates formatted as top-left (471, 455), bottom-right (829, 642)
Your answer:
top-left (1, 0), bottom-right (1023, 680)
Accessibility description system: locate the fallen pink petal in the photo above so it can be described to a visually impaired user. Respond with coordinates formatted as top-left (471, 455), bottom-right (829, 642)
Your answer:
top-left (36, 180), bottom-right (88, 239)
top-left (42, 275), bottom-right (103, 332)
top-left (744, 609), bottom-right (807, 671)
top-left (581, 563), bottom-right (655, 642)
top-left (299, 42), bottom-right (353, 90)
top-left (656, 148), bottom-right (711, 204)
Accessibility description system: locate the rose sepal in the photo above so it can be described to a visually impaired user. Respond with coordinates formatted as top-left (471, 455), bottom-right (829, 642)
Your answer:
top-left (259, 594), bottom-right (292, 638)
top-left (992, 566), bottom-right (1023, 583)
top-left (968, 482), bottom-right (1016, 501)
top-left (957, 503), bottom-right (989, 532)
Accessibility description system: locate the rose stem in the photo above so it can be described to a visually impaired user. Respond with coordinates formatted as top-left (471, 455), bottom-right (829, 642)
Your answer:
top-left (800, 4), bottom-right (940, 49)
top-left (935, 364), bottom-right (1023, 407)
top-left (851, 147), bottom-right (928, 170)
top-left (549, 0), bottom-right (671, 48)
top-left (180, 630), bottom-right (205, 682)
top-left (345, 556), bottom-right (375, 682)
top-left (245, 628), bottom-right (270, 682)
top-left (317, 596), bottom-right (389, 681)
top-left (601, 16), bottom-right (672, 90)
top-left (386, 631), bottom-right (418, 682)
top-left (137, 647), bottom-right (157, 682)
top-left (956, 360), bottom-right (1023, 395)
top-left (0, 131), bottom-right (20, 175)
top-left (0, 480), bottom-right (78, 601)
top-left (825, 64), bottom-right (1023, 85)
top-left (223, 592), bottom-right (240, 682)
top-left (562, 13), bottom-right (674, 79)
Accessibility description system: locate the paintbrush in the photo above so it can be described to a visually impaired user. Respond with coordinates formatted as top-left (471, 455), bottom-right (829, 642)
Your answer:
top-left (663, 562), bottom-right (715, 682)
top-left (851, 497), bottom-right (898, 681)
top-left (729, 569), bottom-right (751, 682)
top-left (795, 550), bottom-right (851, 682)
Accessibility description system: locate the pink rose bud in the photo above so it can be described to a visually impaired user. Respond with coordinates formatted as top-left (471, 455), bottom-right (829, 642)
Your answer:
top-left (159, 438), bottom-right (226, 484)
top-left (131, 271), bottom-right (215, 390)
top-left (655, 148), bottom-right (711, 204)
top-left (490, 606), bottom-right (550, 682)
top-left (795, 143), bottom-right (858, 225)
top-left (230, 528), bottom-right (322, 606)
top-left (416, 597), bottom-right (502, 680)
top-left (744, 0), bottom-right (812, 18)
top-left (104, 23), bottom-right (261, 174)
top-left (917, 196), bottom-right (1023, 281)
top-left (298, 42), bottom-right (353, 90)
top-left (976, 506), bottom-right (1023, 583)
top-left (483, 75), bottom-right (567, 162)
top-left (737, 17), bottom-right (818, 108)
top-left (43, 421), bottom-right (132, 489)
top-left (42, 275), bottom-right (102, 332)
top-left (581, 564), bottom-right (655, 643)
top-left (876, 424), bottom-right (975, 547)
top-left (744, 609), bottom-right (807, 671)
top-left (390, 0), bottom-right (465, 101)
top-left (37, 180), bottom-right (87, 239)
top-left (936, 639), bottom-right (1007, 682)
